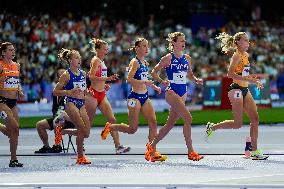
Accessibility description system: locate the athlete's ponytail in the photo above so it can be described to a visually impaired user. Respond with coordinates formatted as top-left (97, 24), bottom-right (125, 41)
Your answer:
top-left (128, 37), bottom-right (147, 53)
top-left (58, 48), bottom-right (73, 63)
top-left (90, 38), bottom-right (108, 53)
top-left (216, 32), bottom-right (247, 54)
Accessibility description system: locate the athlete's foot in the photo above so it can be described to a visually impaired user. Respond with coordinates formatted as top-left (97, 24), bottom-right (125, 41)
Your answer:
top-left (9, 160), bottom-right (23, 167)
top-left (34, 146), bottom-right (51, 153)
top-left (154, 151), bottom-right (168, 161)
top-left (250, 149), bottom-right (269, 160)
top-left (205, 122), bottom-right (214, 142)
top-left (145, 143), bottom-right (155, 162)
top-left (76, 156), bottom-right (91, 165)
top-left (50, 145), bottom-right (63, 153)
top-left (116, 145), bottom-right (131, 154)
top-left (101, 122), bottom-right (111, 140)
top-left (188, 151), bottom-right (204, 161)
top-left (145, 143), bottom-right (167, 162)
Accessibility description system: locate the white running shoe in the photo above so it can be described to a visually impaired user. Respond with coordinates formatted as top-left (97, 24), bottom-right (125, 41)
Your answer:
top-left (115, 145), bottom-right (131, 154)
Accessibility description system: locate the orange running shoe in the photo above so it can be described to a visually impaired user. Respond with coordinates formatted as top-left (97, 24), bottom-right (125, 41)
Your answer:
top-left (76, 156), bottom-right (91, 165)
top-left (154, 151), bottom-right (168, 161)
top-left (54, 125), bottom-right (63, 145)
top-left (101, 122), bottom-right (111, 140)
top-left (145, 143), bottom-right (154, 162)
top-left (188, 151), bottom-right (204, 161)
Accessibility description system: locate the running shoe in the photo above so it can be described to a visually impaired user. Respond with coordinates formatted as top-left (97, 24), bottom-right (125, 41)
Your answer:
top-left (34, 146), bottom-right (52, 153)
top-left (116, 145), bottom-right (131, 154)
top-left (101, 122), bottom-right (111, 140)
top-left (76, 156), bottom-right (91, 165)
top-left (9, 160), bottom-right (23, 167)
top-left (154, 151), bottom-right (168, 161)
top-left (205, 122), bottom-right (214, 142)
top-left (145, 143), bottom-right (167, 162)
top-left (250, 149), bottom-right (269, 160)
top-left (50, 145), bottom-right (63, 153)
top-left (188, 151), bottom-right (204, 161)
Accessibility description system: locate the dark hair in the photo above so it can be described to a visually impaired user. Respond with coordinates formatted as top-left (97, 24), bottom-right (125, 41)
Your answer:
top-left (128, 37), bottom-right (147, 52)
top-left (0, 42), bottom-right (13, 58)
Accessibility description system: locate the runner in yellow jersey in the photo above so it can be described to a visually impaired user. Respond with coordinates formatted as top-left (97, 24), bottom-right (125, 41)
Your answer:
top-left (205, 32), bottom-right (268, 160)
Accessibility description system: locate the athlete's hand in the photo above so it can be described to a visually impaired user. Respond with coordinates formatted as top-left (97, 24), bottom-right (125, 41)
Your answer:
top-left (250, 78), bottom-right (263, 89)
top-left (249, 75), bottom-right (258, 79)
top-left (195, 78), bottom-right (203, 85)
top-left (160, 80), bottom-right (170, 87)
top-left (107, 74), bottom-right (119, 81)
top-left (105, 84), bottom-right (111, 91)
top-left (18, 90), bottom-right (25, 100)
top-left (70, 87), bottom-right (83, 97)
top-left (154, 86), bottom-right (161, 95)
top-left (256, 80), bottom-right (264, 90)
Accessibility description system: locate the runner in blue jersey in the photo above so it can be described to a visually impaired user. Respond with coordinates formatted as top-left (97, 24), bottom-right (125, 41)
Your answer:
top-left (53, 48), bottom-right (91, 165)
top-left (146, 32), bottom-right (204, 161)
top-left (100, 38), bottom-right (166, 161)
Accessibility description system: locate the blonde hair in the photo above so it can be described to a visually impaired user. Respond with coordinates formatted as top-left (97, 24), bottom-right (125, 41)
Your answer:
top-left (128, 37), bottom-right (147, 53)
top-left (215, 32), bottom-right (247, 54)
top-left (166, 32), bottom-right (185, 52)
top-left (58, 48), bottom-right (78, 63)
top-left (90, 38), bottom-right (108, 53)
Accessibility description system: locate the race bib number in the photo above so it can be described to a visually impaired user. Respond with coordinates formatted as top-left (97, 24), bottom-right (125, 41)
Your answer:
top-left (140, 72), bottom-right (148, 81)
top-left (101, 69), bottom-right (107, 77)
top-left (128, 99), bottom-right (136, 107)
top-left (242, 66), bottom-right (250, 77)
top-left (74, 81), bottom-right (87, 91)
top-left (234, 91), bottom-right (242, 99)
top-left (172, 72), bottom-right (186, 84)
top-left (0, 111), bottom-right (7, 119)
top-left (4, 76), bottom-right (19, 89)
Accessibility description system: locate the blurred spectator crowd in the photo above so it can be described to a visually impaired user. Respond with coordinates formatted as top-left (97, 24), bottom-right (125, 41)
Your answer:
top-left (1, 13), bottom-right (284, 103)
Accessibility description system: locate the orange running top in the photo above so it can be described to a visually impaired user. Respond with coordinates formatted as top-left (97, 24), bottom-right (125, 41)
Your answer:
top-left (0, 60), bottom-right (20, 91)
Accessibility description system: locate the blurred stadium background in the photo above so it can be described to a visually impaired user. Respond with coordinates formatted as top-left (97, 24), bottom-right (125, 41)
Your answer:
top-left (1, 0), bottom-right (284, 127)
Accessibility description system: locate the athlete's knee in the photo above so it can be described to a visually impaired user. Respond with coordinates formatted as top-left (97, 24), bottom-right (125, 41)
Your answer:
top-left (128, 126), bottom-right (138, 134)
top-left (83, 129), bottom-right (90, 138)
top-left (36, 122), bottom-right (44, 130)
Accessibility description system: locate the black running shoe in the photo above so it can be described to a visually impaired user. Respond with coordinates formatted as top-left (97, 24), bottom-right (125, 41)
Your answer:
top-left (34, 146), bottom-right (51, 153)
top-left (50, 145), bottom-right (62, 153)
top-left (9, 160), bottom-right (23, 167)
